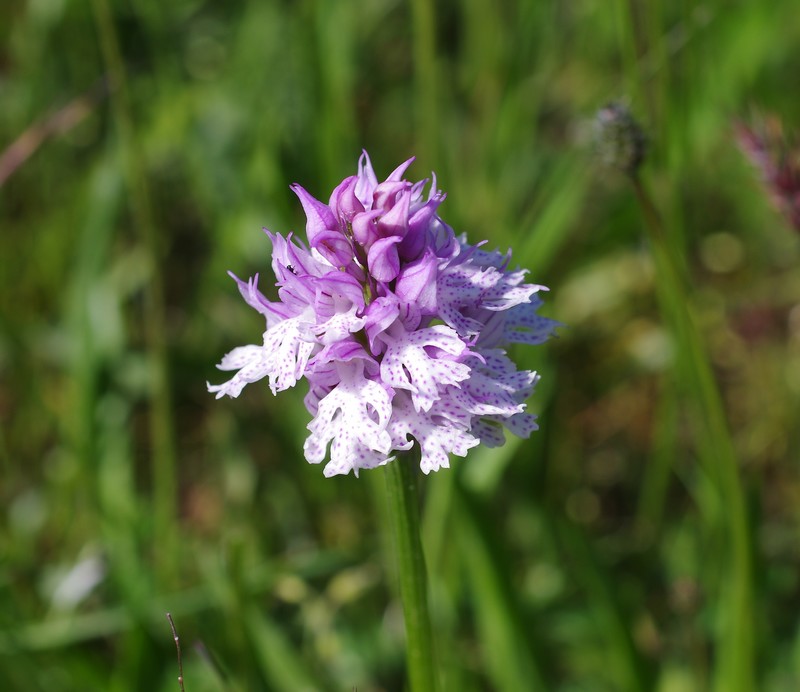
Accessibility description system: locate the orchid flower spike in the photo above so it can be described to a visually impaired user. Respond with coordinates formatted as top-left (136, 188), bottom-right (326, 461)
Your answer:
top-left (209, 152), bottom-right (559, 476)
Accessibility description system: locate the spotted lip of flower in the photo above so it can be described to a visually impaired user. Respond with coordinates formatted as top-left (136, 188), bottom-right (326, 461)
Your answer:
top-left (209, 151), bottom-right (560, 477)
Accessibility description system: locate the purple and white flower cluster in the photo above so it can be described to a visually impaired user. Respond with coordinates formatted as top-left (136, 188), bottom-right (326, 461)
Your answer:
top-left (209, 153), bottom-right (558, 476)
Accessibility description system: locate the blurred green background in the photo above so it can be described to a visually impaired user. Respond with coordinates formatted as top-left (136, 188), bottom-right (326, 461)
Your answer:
top-left (2, 0), bottom-right (800, 690)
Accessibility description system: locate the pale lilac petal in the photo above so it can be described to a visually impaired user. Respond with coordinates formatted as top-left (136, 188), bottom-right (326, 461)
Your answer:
top-left (470, 419), bottom-right (507, 448)
top-left (447, 376), bottom-right (525, 417)
top-left (263, 317), bottom-right (316, 393)
top-left (314, 305), bottom-right (366, 344)
top-left (470, 411), bottom-right (539, 447)
top-left (462, 348), bottom-right (542, 444)
top-left (207, 345), bottom-right (271, 399)
top-left (364, 297), bottom-right (400, 354)
top-left (267, 231), bottom-right (329, 280)
top-left (304, 361), bottom-right (394, 476)
top-left (481, 279), bottom-right (543, 312)
top-left (379, 325), bottom-right (471, 412)
top-left (311, 339), bottom-right (374, 367)
top-left (502, 297), bottom-right (561, 345)
top-left (210, 313), bottom-right (317, 398)
top-left (312, 271), bottom-right (365, 318)
top-left (389, 391), bottom-right (479, 473)
top-left (503, 411), bottom-right (539, 437)
top-left (469, 243), bottom-right (511, 269)
top-left (229, 272), bottom-right (289, 324)
top-left (437, 267), bottom-right (485, 336)
top-left (474, 349), bottom-right (539, 391)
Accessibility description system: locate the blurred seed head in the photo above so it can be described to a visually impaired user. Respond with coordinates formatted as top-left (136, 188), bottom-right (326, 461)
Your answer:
top-left (593, 102), bottom-right (647, 176)
top-left (735, 115), bottom-right (800, 232)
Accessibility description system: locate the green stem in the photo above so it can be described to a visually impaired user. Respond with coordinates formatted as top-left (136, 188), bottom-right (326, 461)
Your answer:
top-left (91, 0), bottom-right (178, 577)
top-left (410, 0), bottom-right (438, 165)
top-left (632, 176), bottom-right (754, 691)
top-left (384, 453), bottom-right (437, 692)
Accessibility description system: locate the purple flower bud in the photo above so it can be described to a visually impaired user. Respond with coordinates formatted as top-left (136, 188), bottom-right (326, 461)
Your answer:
top-left (354, 150), bottom-right (379, 208)
top-left (329, 175), bottom-right (365, 222)
top-left (399, 194), bottom-right (443, 260)
top-left (395, 250), bottom-right (438, 313)
top-left (373, 180), bottom-right (410, 212)
top-left (377, 189), bottom-right (411, 239)
top-left (291, 184), bottom-right (337, 243)
top-left (367, 236), bottom-right (402, 283)
top-left (292, 184), bottom-right (354, 267)
top-left (351, 208), bottom-right (381, 248)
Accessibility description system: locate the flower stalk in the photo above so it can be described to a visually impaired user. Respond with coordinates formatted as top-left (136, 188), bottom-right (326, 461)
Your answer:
top-left (384, 450), bottom-right (436, 692)
top-left (631, 175), bottom-right (754, 692)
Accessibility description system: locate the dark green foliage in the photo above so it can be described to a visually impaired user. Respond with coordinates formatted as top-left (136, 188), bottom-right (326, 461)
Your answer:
top-left (2, 0), bottom-right (799, 689)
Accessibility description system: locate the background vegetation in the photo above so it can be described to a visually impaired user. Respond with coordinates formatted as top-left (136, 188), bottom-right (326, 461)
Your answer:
top-left (2, 0), bottom-right (800, 689)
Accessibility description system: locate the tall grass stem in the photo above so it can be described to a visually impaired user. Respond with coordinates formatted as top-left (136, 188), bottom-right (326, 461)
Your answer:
top-left (410, 0), bottom-right (438, 165)
top-left (90, 0), bottom-right (178, 576)
top-left (631, 176), bottom-right (754, 691)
